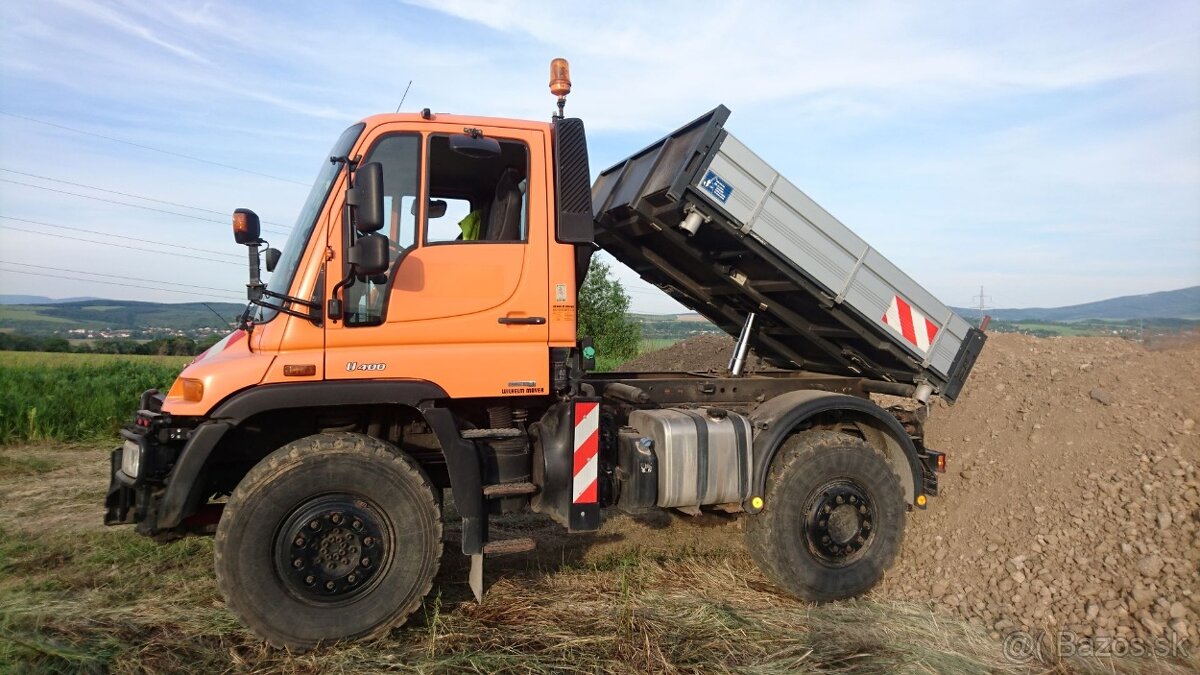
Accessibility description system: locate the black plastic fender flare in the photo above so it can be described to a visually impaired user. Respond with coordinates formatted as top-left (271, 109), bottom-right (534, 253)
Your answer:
top-left (743, 391), bottom-right (922, 513)
top-left (157, 380), bottom-right (450, 529)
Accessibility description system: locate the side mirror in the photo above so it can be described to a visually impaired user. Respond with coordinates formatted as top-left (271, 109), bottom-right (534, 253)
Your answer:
top-left (233, 208), bottom-right (261, 244)
top-left (264, 247), bottom-right (281, 273)
top-left (449, 133), bottom-right (501, 159)
top-left (348, 233), bottom-right (389, 277)
top-left (347, 162), bottom-right (384, 233)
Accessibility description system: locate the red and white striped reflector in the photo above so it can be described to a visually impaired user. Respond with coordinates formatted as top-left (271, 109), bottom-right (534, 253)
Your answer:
top-left (572, 401), bottom-right (599, 504)
top-left (882, 295), bottom-right (939, 354)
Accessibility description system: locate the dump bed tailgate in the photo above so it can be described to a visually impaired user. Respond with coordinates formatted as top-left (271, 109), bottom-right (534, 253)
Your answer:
top-left (592, 106), bottom-right (985, 402)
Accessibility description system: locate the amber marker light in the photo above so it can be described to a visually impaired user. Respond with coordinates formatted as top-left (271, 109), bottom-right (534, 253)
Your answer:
top-left (283, 364), bottom-right (317, 377)
top-left (168, 377), bottom-right (205, 403)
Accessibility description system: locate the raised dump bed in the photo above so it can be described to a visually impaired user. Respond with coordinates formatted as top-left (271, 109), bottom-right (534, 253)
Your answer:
top-left (592, 106), bottom-right (985, 402)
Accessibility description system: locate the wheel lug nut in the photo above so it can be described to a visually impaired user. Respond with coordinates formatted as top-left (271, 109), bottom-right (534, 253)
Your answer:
top-left (294, 537), bottom-right (305, 546)
top-left (293, 558), bottom-right (303, 568)
top-left (331, 514), bottom-right (342, 524)
top-left (363, 537), bottom-right (374, 546)
top-left (361, 557), bottom-right (370, 567)
top-left (305, 575), bottom-right (315, 584)
top-left (326, 581), bottom-right (336, 590)
top-left (309, 520), bottom-right (319, 530)
top-left (835, 495), bottom-right (844, 504)
top-left (352, 520), bottom-right (363, 530)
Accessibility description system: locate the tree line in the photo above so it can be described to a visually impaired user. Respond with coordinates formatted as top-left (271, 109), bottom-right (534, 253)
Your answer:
top-left (0, 332), bottom-right (222, 356)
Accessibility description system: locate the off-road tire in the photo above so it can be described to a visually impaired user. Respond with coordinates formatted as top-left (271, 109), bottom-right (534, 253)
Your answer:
top-left (745, 430), bottom-right (905, 602)
top-left (214, 432), bottom-right (442, 651)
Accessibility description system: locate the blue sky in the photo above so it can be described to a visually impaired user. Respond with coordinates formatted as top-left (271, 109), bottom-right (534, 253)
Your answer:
top-left (0, 0), bottom-right (1197, 313)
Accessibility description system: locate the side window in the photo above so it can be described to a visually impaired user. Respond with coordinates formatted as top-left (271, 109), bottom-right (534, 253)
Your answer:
top-left (427, 198), bottom-right (473, 243)
top-left (345, 133), bottom-right (419, 326)
top-left (425, 135), bottom-right (529, 244)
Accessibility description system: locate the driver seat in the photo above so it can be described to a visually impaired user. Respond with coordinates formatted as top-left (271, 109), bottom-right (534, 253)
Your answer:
top-left (485, 168), bottom-right (522, 241)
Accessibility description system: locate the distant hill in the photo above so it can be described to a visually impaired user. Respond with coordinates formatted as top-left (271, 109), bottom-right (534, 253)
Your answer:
top-left (0, 299), bottom-right (245, 335)
top-left (0, 295), bottom-right (101, 305)
top-left (953, 286), bottom-right (1199, 322)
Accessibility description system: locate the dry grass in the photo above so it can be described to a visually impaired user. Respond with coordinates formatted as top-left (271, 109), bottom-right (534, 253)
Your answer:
top-left (2, 444), bottom-right (1196, 674)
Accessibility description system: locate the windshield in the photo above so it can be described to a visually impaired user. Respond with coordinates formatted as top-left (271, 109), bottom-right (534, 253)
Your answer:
top-left (252, 122), bottom-right (365, 322)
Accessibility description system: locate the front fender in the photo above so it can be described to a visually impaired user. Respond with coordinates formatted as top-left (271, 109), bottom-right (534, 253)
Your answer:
top-left (157, 379), bottom-right (448, 529)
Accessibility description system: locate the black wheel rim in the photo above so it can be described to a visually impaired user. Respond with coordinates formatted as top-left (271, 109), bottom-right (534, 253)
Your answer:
top-left (802, 478), bottom-right (877, 567)
top-left (273, 493), bottom-right (391, 605)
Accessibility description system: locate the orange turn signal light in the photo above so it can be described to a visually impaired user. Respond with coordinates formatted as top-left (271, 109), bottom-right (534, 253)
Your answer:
top-left (549, 58), bottom-right (572, 97)
top-left (168, 377), bottom-right (204, 403)
top-left (283, 364), bottom-right (317, 377)
top-left (232, 208), bottom-right (261, 244)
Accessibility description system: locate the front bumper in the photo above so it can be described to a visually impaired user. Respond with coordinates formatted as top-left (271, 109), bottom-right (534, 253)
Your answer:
top-left (104, 389), bottom-right (191, 531)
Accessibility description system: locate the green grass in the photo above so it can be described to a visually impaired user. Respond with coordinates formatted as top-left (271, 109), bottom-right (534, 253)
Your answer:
top-left (0, 352), bottom-right (187, 444)
top-left (594, 338), bottom-right (681, 372)
top-left (0, 454), bottom-right (59, 475)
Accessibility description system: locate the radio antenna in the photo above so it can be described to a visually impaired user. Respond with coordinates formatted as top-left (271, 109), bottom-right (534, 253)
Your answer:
top-left (396, 80), bottom-right (413, 113)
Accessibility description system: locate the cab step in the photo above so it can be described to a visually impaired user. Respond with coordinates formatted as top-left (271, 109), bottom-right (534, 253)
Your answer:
top-left (482, 537), bottom-right (536, 555)
top-left (470, 537), bottom-right (539, 601)
top-left (461, 428), bottom-right (524, 440)
top-left (482, 481), bottom-right (537, 498)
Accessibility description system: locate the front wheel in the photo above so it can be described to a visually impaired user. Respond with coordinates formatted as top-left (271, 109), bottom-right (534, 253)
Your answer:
top-left (745, 430), bottom-right (905, 601)
top-left (214, 433), bottom-right (442, 650)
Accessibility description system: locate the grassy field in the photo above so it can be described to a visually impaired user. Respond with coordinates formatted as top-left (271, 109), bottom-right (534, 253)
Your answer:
top-left (0, 352), bottom-right (188, 444)
top-left (0, 444), bottom-right (1062, 674)
top-left (3, 444), bottom-right (1190, 674)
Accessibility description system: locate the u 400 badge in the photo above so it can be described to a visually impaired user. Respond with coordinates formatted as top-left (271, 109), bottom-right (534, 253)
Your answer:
top-left (345, 361), bottom-right (386, 372)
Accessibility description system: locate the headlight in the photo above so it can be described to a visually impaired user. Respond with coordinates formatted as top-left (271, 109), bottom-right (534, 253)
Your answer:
top-left (120, 439), bottom-right (142, 478)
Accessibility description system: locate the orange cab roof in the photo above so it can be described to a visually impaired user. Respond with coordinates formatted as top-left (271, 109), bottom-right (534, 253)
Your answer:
top-left (358, 112), bottom-right (553, 133)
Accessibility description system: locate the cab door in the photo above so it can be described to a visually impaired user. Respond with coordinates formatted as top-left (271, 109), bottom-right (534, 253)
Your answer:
top-left (323, 122), bottom-right (551, 399)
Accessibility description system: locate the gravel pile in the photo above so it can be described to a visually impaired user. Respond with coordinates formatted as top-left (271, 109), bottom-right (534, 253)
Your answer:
top-left (623, 332), bottom-right (1200, 644)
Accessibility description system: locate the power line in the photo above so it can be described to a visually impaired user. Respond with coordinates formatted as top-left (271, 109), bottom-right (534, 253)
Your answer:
top-left (0, 224), bottom-right (242, 266)
top-left (0, 267), bottom-right (245, 302)
top-left (0, 110), bottom-right (309, 186)
top-left (0, 168), bottom-right (291, 228)
top-left (0, 260), bottom-right (239, 294)
top-left (1, 215), bottom-right (240, 258)
top-left (0, 178), bottom-right (290, 237)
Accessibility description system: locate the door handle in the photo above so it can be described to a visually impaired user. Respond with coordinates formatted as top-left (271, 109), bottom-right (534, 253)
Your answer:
top-left (498, 316), bottom-right (546, 325)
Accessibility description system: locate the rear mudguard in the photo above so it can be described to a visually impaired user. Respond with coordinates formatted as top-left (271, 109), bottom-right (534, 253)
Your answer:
top-left (743, 391), bottom-right (922, 513)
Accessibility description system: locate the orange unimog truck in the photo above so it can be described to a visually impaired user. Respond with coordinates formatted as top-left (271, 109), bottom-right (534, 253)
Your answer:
top-left (105, 60), bottom-right (986, 649)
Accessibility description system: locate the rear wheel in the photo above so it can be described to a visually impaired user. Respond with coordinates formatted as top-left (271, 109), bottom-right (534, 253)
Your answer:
top-left (745, 430), bottom-right (905, 601)
top-left (214, 432), bottom-right (441, 650)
